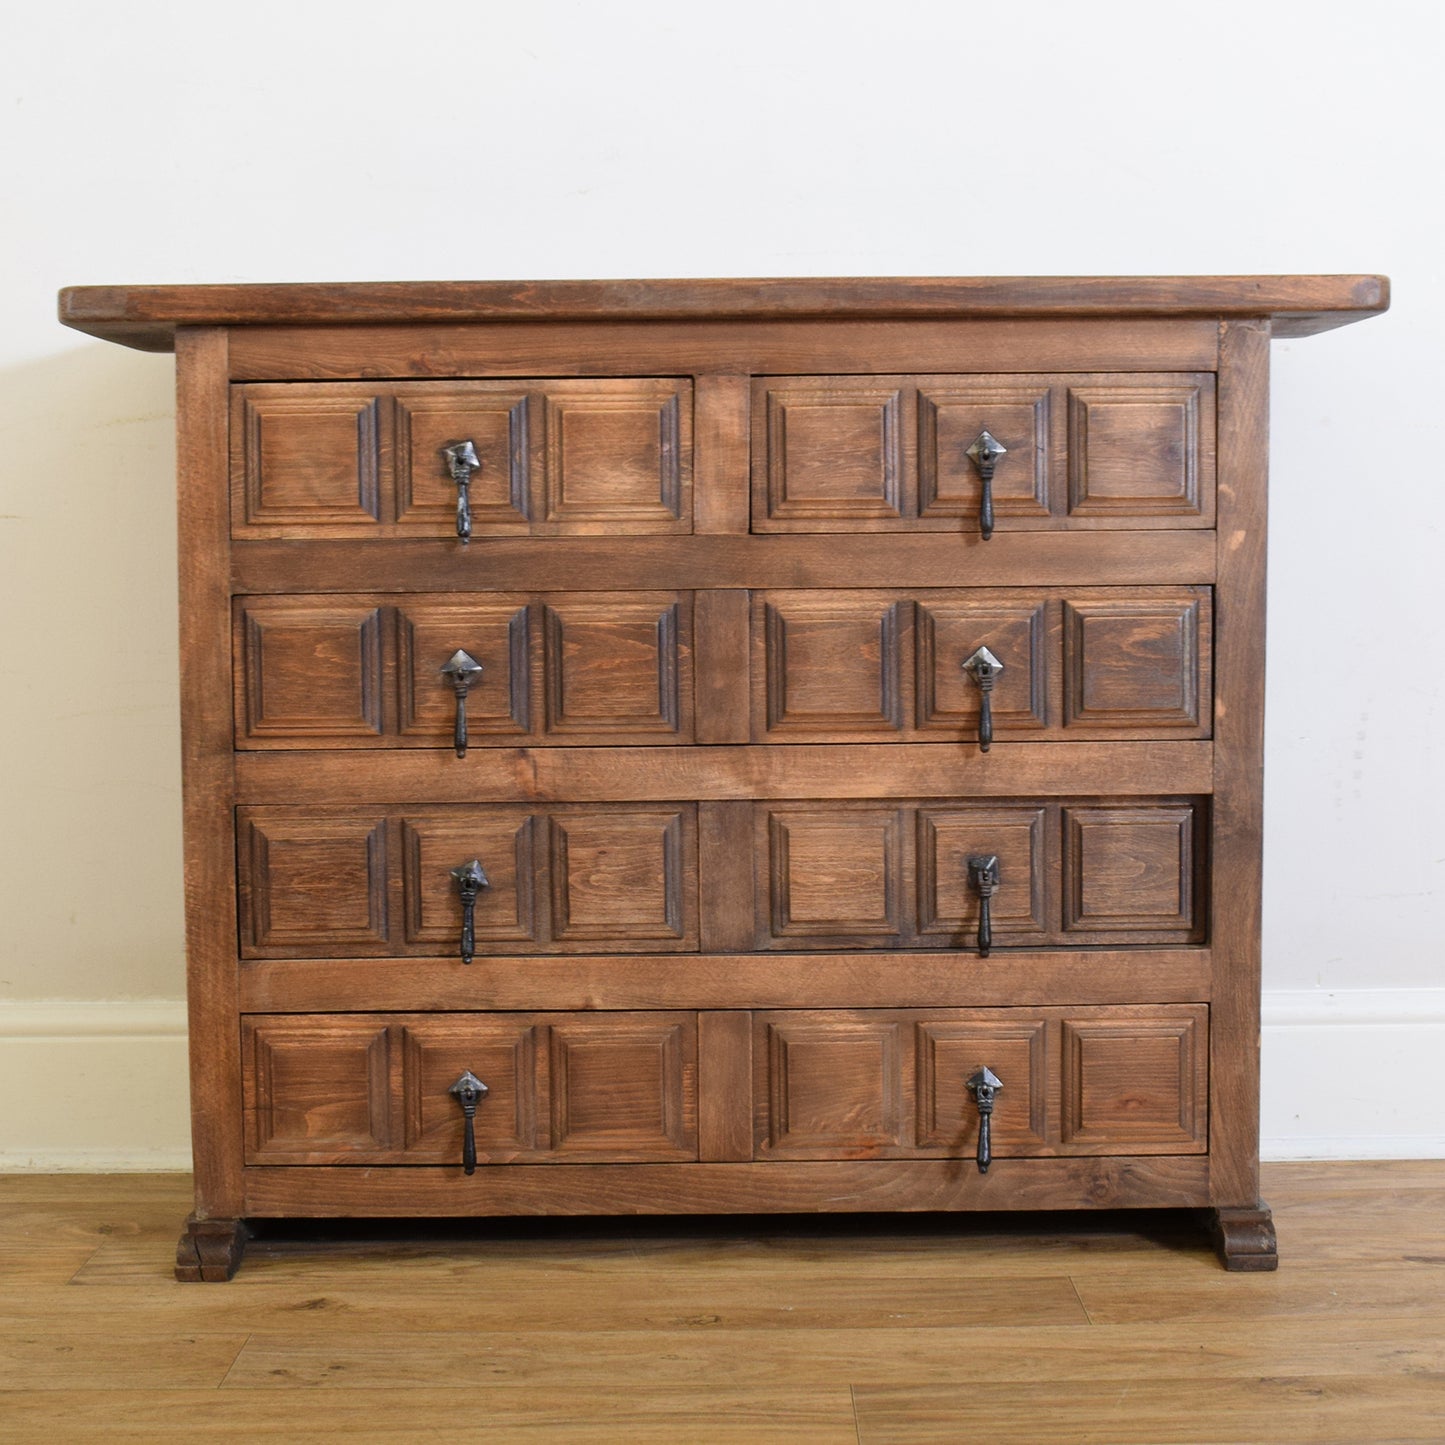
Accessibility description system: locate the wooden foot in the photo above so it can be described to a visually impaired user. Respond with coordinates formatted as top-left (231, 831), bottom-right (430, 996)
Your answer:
top-left (175, 1215), bottom-right (251, 1282)
top-left (1208, 1201), bottom-right (1278, 1271)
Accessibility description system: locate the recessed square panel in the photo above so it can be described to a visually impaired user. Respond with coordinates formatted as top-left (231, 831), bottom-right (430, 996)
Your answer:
top-left (758, 594), bottom-right (905, 736)
top-left (244, 1018), bottom-right (393, 1161)
top-left (758, 1016), bottom-right (907, 1156)
top-left (757, 382), bottom-right (905, 523)
top-left (397, 599), bottom-right (531, 741)
top-left (917, 806), bottom-right (1048, 941)
top-left (765, 807), bottom-right (904, 941)
top-left (550, 1017), bottom-right (697, 1158)
top-left (1062, 803), bottom-right (1202, 938)
top-left (1060, 1008), bottom-right (1208, 1151)
top-left (235, 390), bottom-right (381, 530)
top-left (918, 384), bottom-right (1050, 521)
top-left (238, 811), bottom-right (390, 955)
top-left (544, 595), bottom-right (688, 738)
top-left (236, 598), bottom-right (385, 743)
top-left (1064, 591), bottom-right (1209, 731)
top-left (400, 811), bottom-right (539, 949)
top-left (916, 1018), bottom-right (1049, 1153)
top-left (402, 1018), bottom-right (541, 1161)
top-left (915, 596), bottom-right (1048, 734)
top-left (542, 381), bottom-right (691, 529)
top-left (394, 387), bottom-right (531, 533)
top-left (1068, 381), bottom-right (1211, 520)
top-left (549, 808), bottom-right (696, 946)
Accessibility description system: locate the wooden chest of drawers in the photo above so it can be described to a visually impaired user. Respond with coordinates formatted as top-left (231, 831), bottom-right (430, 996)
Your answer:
top-left (60, 275), bottom-right (1387, 1278)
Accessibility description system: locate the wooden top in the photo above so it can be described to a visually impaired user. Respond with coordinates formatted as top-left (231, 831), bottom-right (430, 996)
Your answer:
top-left (57, 275), bottom-right (1389, 351)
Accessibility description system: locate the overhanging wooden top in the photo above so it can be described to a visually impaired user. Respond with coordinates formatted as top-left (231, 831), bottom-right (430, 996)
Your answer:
top-left (57, 275), bottom-right (1389, 352)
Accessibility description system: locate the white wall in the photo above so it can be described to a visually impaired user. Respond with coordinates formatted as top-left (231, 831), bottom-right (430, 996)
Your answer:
top-left (2, 0), bottom-right (1441, 1162)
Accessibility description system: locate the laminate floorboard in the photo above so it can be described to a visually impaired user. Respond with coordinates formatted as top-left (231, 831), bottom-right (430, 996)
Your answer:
top-left (0, 1161), bottom-right (1440, 1442)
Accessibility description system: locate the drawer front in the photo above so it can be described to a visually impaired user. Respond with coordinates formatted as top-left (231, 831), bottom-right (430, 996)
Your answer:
top-left (242, 1012), bottom-right (698, 1165)
top-left (753, 373), bottom-right (1215, 533)
top-left (757, 798), bottom-right (1206, 949)
top-left (234, 592), bottom-right (692, 747)
top-left (754, 1006), bottom-right (1208, 1160)
top-left (237, 805), bottom-right (699, 957)
top-left (232, 379), bottom-right (693, 538)
top-left (755, 587), bottom-right (1210, 742)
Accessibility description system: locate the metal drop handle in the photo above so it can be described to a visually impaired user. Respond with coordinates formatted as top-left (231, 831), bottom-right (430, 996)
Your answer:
top-left (961, 645), bottom-right (1004, 751)
top-left (449, 1070), bottom-right (489, 1175)
top-left (443, 440), bottom-right (480, 544)
top-left (966, 430), bottom-right (1006, 540)
top-left (966, 1066), bottom-right (1002, 1174)
top-left (441, 650), bottom-right (483, 758)
top-left (967, 853), bottom-right (999, 958)
top-left (450, 859), bottom-right (490, 965)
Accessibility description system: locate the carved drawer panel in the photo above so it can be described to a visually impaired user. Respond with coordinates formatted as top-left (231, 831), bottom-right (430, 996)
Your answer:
top-left (237, 805), bottom-right (698, 958)
top-left (242, 1012), bottom-right (698, 1165)
top-left (234, 592), bottom-right (692, 747)
top-left (754, 1006), bottom-right (1208, 1160)
top-left (233, 378), bottom-right (692, 538)
top-left (754, 587), bottom-right (1209, 742)
top-left (752, 374), bottom-right (1214, 532)
top-left (755, 798), bottom-right (1205, 949)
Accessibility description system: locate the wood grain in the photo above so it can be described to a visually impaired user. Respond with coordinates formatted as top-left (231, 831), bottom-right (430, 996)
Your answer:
top-left (65, 280), bottom-right (1391, 1286)
top-left (173, 328), bottom-right (244, 1226)
top-left (234, 740), bottom-right (1216, 803)
top-left (239, 1157), bottom-right (1212, 1216)
top-left (57, 274), bottom-right (1387, 351)
top-left (236, 947), bottom-right (1214, 1013)
top-left (223, 317), bottom-right (1224, 383)
top-left (1209, 319), bottom-right (1270, 1209)
top-left (1, 1164), bottom-right (1438, 1441)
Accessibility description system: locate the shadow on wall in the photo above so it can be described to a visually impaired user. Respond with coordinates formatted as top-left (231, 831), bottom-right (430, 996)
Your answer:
top-left (0, 339), bottom-right (187, 1001)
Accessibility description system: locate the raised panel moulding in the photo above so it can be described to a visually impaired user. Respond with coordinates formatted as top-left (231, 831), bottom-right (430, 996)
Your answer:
top-left (1, 991), bottom-right (1442, 1168)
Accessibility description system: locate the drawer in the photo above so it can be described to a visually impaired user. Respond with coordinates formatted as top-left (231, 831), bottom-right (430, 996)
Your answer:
top-left (758, 797), bottom-right (1207, 949)
top-left (232, 378), bottom-right (693, 538)
top-left (753, 373), bottom-right (1214, 533)
top-left (237, 804), bottom-right (699, 958)
top-left (754, 1005), bottom-right (1208, 1159)
top-left (234, 592), bottom-right (692, 747)
top-left (755, 586), bottom-right (1210, 742)
top-left (242, 1011), bottom-right (698, 1165)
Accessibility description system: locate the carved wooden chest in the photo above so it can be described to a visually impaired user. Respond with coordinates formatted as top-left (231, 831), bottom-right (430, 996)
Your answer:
top-left (59, 275), bottom-right (1387, 1277)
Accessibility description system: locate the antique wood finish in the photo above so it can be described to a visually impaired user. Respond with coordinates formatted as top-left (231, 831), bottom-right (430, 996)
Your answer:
top-left (240, 1156), bottom-right (1213, 1216)
top-left (227, 531), bottom-right (1219, 593)
top-left (1208, 319), bottom-right (1272, 1222)
top-left (233, 741), bottom-right (1217, 803)
top-left (752, 372), bottom-right (1216, 532)
top-left (61, 277), bottom-right (1385, 1277)
top-left (174, 328), bottom-right (245, 1232)
top-left (237, 949), bottom-right (1216, 1013)
top-left (58, 274), bottom-right (1387, 348)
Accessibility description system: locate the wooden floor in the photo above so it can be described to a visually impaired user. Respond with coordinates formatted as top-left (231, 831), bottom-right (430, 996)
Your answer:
top-left (0, 1163), bottom-right (1442, 1443)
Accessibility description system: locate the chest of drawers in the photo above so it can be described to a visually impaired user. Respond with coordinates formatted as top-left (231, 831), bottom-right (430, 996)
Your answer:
top-left (60, 276), bottom-right (1387, 1278)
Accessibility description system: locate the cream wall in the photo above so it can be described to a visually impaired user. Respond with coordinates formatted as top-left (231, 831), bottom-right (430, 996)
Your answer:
top-left (2, 0), bottom-right (1441, 1163)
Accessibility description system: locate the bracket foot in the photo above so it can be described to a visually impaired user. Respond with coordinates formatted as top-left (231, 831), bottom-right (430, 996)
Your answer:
top-left (1208, 1201), bottom-right (1278, 1271)
top-left (175, 1215), bottom-right (251, 1282)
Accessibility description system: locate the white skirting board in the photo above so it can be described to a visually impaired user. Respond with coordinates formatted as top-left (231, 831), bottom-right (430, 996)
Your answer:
top-left (1, 993), bottom-right (1443, 1170)
top-left (0, 1002), bottom-right (193, 1171)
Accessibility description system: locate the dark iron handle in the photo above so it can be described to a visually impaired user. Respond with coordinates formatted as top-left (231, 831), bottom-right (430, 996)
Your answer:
top-left (967, 853), bottom-right (999, 958)
top-left (449, 1070), bottom-right (489, 1175)
top-left (450, 859), bottom-right (490, 965)
top-left (443, 440), bottom-right (480, 545)
top-left (966, 430), bottom-right (1006, 541)
top-left (961, 646), bottom-right (1004, 752)
top-left (966, 1066), bottom-right (1002, 1174)
top-left (440, 650), bottom-right (483, 758)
